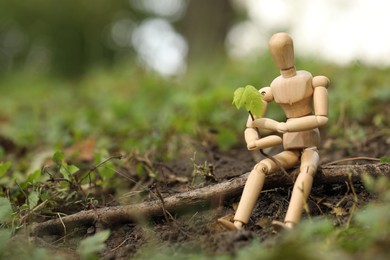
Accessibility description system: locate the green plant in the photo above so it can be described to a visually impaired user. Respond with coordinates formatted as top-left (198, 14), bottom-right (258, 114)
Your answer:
top-left (190, 152), bottom-right (216, 186)
top-left (1, 196), bottom-right (50, 260)
top-left (52, 151), bottom-right (80, 183)
top-left (0, 197), bottom-right (13, 225)
top-left (0, 162), bottom-right (11, 179)
top-left (232, 85), bottom-right (265, 118)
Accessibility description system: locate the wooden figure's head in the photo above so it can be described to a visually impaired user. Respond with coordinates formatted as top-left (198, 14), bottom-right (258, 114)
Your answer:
top-left (269, 32), bottom-right (296, 77)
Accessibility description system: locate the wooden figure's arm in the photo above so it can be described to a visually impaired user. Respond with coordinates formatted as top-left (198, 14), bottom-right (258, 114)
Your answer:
top-left (245, 116), bottom-right (283, 150)
top-left (312, 75), bottom-right (329, 117)
top-left (278, 115), bottom-right (327, 132)
top-left (245, 87), bottom-right (282, 150)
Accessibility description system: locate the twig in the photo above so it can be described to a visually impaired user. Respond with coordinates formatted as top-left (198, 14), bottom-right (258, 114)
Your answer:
top-left (57, 213), bottom-right (67, 241)
top-left (324, 157), bottom-right (380, 166)
top-left (104, 166), bottom-right (139, 185)
top-left (20, 199), bottom-right (49, 223)
top-left (50, 228), bottom-right (80, 245)
top-left (150, 183), bottom-right (193, 238)
top-left (110, 238), bottom-right (130, 252)
top-left (79, 154), bottom-right (124, 183)
top-left (43, 166), bottom-right (80, 191)
top-left (47, 178), bottom-right (75, 184)
top-left (152, 184), bottom-right (170, 223)
top-left (346, 173), bottom-right (358, 229)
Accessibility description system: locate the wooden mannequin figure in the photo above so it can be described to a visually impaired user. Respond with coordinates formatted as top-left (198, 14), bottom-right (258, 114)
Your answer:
top-left (218, 32), bottom-right (329, 231)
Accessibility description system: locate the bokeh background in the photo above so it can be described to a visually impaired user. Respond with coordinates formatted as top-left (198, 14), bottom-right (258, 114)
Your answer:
top-left (2, 0), bottom-right (390, 77)
top-left (0, 0), bottom-right (389, 156)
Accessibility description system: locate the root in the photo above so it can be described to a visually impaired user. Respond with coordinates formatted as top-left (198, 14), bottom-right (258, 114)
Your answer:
top-left (31, 163), bottom-right (389, 237)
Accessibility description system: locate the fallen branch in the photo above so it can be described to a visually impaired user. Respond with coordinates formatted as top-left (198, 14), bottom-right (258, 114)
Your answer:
top-left (31, 163), bottom-right (389, 237)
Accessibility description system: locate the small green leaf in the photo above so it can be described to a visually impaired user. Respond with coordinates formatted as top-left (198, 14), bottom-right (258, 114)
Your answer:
top-left (232, 85), bottom-right (264, 117)
top-left (60, 163), bottom-right (79, 181)
top-left (64, 163), bottom-right (79, 175)
top-left (25, 169), bottom-right (42, 185)
top-left (77, 230), bottom-right (111, 260)
top-left (28, 190), bottom-right (40, 209)
top-left (20, 169), bottom-right (42, 189)
top-left (232, 87), bottom-right (245, 109)
top-left (0, 197), bottom-right (13, 222)
top-left (248, 98), bottom-right (264, 118)
top-left (0, 162), bottom-right (11, 178)
top-left (52, 151), bottom-right (65, 166)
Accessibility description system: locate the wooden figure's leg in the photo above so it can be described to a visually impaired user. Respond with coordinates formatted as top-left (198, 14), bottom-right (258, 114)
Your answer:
top-left (280, 147), bottom-right (319, 229)
top-left (218, 150), bottom-right (299, 230)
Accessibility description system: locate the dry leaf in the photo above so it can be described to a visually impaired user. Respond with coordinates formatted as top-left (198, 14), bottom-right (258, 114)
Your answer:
top-left (331, 207), bottom-right (347, 216)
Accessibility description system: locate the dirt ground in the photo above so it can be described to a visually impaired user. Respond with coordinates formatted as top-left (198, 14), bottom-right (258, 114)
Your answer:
top-left (30, 125), bottom-right (389, 259)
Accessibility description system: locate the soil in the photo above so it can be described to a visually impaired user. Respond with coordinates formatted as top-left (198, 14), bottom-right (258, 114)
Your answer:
top-left (29, 125), bottom-right (389, 259)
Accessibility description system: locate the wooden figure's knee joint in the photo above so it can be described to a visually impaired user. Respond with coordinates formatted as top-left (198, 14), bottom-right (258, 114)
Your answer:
top-left (253, 159), bottom-right (278, 175)
top-left (253, 162), bottom-right (269, 175)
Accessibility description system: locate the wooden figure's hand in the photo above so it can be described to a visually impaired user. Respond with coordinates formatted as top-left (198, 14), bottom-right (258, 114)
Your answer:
top-left (276, 122), bottom-right (288, 133)
top-left (250, 118), bottom-right (281, 131)
top-left (246, 135), bottom-right (283, 150)
top-left (246, 140), bottom-right (257, 150)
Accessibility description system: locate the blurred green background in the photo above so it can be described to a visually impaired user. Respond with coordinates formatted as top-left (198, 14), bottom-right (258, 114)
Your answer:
top-left (0, 0), bottom-right (389, 160)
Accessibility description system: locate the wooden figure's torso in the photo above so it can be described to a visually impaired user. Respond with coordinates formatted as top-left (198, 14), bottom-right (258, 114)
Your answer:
top-left (271, 70), bottom-right (313, 118)
top-left (270, 70), bottom-right (320, 150)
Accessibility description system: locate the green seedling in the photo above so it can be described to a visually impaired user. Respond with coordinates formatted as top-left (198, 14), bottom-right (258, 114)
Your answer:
top-left (232, 84), bottom-right (289, 176)
top-left (232, 85), bottom-right (265, 118)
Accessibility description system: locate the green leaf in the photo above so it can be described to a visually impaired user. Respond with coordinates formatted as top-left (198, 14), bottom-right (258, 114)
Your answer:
top-left (60, 163), bottom-right (79, 181)
top-left (19, 169), bottom-right (42, 190)
top-left (52, 151), bottom-right (65, 166)
top-left (28, 190), bottom-right (40, 209)
top-left (247, 98), bottom-right (264, 118)
top-left (232, 85), bottom-right (264, 117)
top-left (64, 163), bottom-right (79, 175)
top-left (77, 230), bottom-right (111, 260)
top-left (232, 87), bottom-right (245, 109)
top-left (0, 162), bottom-right (11, 178)
top-left (26, 169), bottom-right (42, 185)
top-left (0, 197), bottom-right (13, 222)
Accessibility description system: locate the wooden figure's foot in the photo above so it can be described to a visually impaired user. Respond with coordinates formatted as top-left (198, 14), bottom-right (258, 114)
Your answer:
top-left (271, 220), bottom-right (293, 232)
top-left (217, 217), bottom-right (243, 231)
top-left (218, 218), bottom-right (238, 231)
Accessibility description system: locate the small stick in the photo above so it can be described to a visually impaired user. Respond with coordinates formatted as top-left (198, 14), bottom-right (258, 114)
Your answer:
top-left (152, 184), bottom-right (170, 223)
top-left (79, 154), bottom-right (124, 183)
top-left (324, 157), bottom-right (380, 166)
